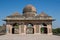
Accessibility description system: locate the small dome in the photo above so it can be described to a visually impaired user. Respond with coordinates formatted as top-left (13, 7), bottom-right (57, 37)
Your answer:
top-left (7, 12), bottom-right (24, 18)
top-left (23, 4), bottom-right (37, 13)
top-left (11, 12), bottom-right (21, 16)
top-left (39, 12), bottom-right (48, 16)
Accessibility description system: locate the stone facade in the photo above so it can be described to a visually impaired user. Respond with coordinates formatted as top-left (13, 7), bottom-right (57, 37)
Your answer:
top-left (4, 4), bottom-right (55, 35)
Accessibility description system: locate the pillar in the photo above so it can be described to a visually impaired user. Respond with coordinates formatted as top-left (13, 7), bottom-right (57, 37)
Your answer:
top-left (39, 25), bottom-right (41, 34)
top-left (9, 25), bottom-right (12, 34)
top-left (19, 24), bottom-right (25, 34)
top-left (6, 24), bottom-right (9, 34)
top-left (24, 25), bottom-right (26, 34)
top-left (47, 24), bottom-right (52, 35)
top-left (19, 25), bottom-right (21, 34)
top-left (34, 25), bottom-right (36, 34)
top-left (6, 24), bottom-right (12, 34)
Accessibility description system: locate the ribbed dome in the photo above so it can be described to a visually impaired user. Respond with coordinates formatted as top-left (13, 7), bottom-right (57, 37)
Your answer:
top-left (23, 4), bottom-right (37, 13)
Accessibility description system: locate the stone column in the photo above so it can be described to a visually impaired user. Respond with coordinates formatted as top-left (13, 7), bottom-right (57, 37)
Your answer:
top-left (39, 25), bottom-right (41, 34)
top-left (24, 25), bottom-right (26, 34)
top-left (47, 24), bottom-right (52, 35)
top-left (6, 24), bottom-right (9, 34)
top-left (6, 24), bottom-right (12, 34)
top-left (34, 25), bottom-right (36, 34)
top-left (19, 25), bottom-right (21, 34)
top-left (9, 25), bottom-right (12, 34)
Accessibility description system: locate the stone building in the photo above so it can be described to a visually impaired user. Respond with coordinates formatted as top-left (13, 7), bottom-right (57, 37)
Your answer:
top-left (4, 5), bottom-right (54, 35)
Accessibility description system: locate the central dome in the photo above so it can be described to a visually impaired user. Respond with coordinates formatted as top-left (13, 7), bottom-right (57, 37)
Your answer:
top-left (23, 4), bottom-right (37, 13)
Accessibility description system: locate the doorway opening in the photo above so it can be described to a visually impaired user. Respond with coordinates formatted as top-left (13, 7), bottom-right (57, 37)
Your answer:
top-left (26, 28), bottom-right (34, 34)
top-left (41, 23), bottom-right (47, 34)
top-left (12, 28), bottom-right (14, 34)
top-left (12, 23), bottom-right (19, 34)
top-left (26, 23), bottom-right (34, 34)
top-left (41, 27), bottom-right (47, 34)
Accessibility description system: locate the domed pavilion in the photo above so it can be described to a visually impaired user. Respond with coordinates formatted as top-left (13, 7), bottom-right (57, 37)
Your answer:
top-left (4, 4), bottom-right (55, 35)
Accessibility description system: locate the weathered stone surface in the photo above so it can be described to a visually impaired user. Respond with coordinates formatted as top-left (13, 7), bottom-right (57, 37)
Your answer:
top-left (0, 34), bottom-right (60, 40)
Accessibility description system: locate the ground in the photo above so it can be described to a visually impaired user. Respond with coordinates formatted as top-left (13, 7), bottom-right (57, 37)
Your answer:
top-left (0, 34), bottom-right (60, 40)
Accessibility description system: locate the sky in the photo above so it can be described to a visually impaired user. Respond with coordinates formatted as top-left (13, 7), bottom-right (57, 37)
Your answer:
top-left (0, 0), bottom-right (60, 28)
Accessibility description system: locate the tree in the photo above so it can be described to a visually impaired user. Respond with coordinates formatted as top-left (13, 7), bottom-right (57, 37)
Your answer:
top-left (52, 28), bottom-right (60, 35)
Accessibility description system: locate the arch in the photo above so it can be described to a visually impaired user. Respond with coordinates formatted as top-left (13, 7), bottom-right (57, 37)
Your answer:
top-left (41, 23), bottom-right (47, 27)
top-left (12, 23), bottom-right (19, 34)
top-left (27, 23), bottom-right (33, 28)
top-left (13, 23), bottom-right (19, 29)
top-left (42, 23), bottom-right (47, 26)
top-left (13, 23), bottom-right (19, 26)
top-left (41, 23), bottom-right (47, 34)
top-left (26, 23), bottom-right (34, 34)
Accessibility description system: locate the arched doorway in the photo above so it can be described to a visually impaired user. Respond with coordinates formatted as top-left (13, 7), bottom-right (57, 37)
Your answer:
top-left (41, 23), bottom-right (47, 34)
top-left (12, 23), bottom-right (19, 34)
top-left (26, 23), bottom-right (34, 34)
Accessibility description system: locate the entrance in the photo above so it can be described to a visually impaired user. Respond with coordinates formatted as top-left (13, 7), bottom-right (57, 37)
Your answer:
top-left (41, 27), bottom-right (47, 34)
top-left (41, 23), bottom-right (47, 34)
top-left (12, 28), bottom-right (14, 34)
top-left (26, 23), bottom-right (34, 34)
top-left (26, 28), bottom-right (34, 34)
top-left (12, 23), bottom-right (19, 34)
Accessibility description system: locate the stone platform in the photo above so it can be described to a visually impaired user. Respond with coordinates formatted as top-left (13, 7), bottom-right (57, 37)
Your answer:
top-left (0, 34), bottom-right (60, 40)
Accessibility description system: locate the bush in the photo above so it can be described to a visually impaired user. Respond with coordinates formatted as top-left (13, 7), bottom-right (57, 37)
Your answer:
top-left (52, 28), bottom-right (60, 35)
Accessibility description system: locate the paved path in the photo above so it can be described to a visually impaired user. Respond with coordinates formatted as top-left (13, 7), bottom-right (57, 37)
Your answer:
top-left (0, 34), bottom-right (60, 40)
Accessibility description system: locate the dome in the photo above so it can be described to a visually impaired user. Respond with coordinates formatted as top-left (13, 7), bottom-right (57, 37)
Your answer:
top-left (23, 4), bottom-right (37, 13)
top-left (39, 12), bottom-right (48, 17)
top-left (7, 12), bottom-right (23, 18)
top-left (11, 12), bottom-right (20, 16)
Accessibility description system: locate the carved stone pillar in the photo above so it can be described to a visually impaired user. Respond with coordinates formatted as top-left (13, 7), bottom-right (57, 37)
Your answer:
top-left (9, 25), bottom-right (12, 34)
top-left (47, 24), bottom-right (52, 35)
top-left (6, 24), bottom-right (9, 34)
top-left (21, 25), bottom-right (24, 34)
top-left (19, 24), bottom-right (25, 34)
top-left (34, 25), bottom-right (41, 34)
top-left (34, 25), bottom-right (36, 34)
top-left (6, 24), bottom-right (12, 34)
top-left (19, 25), bottom-right (21, 34)
top-left (39, 25), bottom-right (41, 34)
top-left (24, 25), bottom-right (26, 34)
